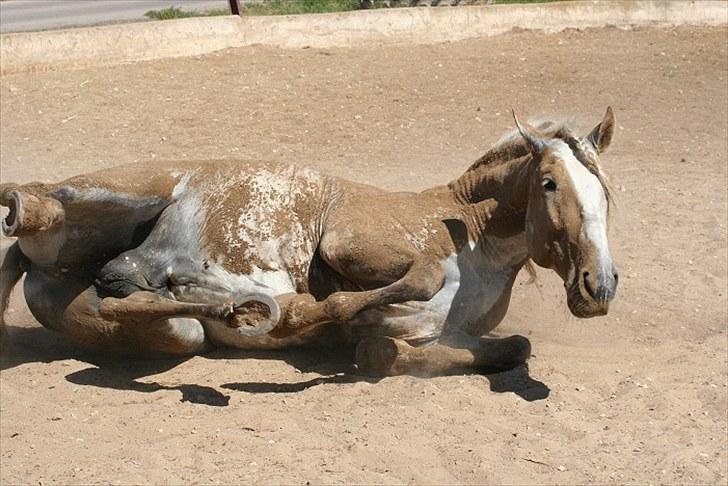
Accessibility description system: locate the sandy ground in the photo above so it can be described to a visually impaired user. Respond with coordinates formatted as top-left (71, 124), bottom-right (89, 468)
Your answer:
top-left (0, 25), bottom-right (726, 485)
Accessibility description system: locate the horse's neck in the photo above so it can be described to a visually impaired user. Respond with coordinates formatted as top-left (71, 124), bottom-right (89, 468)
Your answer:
top-left (450, 155), bottom-right (530, 207)
top-left (477, 231), bottom-right (528, 269)
top-left (449, 155), bottom-right (531, 240)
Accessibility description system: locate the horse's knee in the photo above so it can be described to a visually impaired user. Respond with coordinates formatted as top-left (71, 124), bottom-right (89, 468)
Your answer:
top-left (355, 336), bottom-right (404, 376)
top-left (399, 261), bottom-right (446, 301)
top-left (354, 337), bottom-right (438, 377)
top-left (323, 292), bottom-right (365, 322)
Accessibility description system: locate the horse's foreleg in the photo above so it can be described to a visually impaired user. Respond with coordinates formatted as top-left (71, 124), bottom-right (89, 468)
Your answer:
top-left (0, 242), bottom-right (27, 347)
top-left (354, 335), bottom-right (531, 377)
top-left (277, 260), bottom-right (445, 332)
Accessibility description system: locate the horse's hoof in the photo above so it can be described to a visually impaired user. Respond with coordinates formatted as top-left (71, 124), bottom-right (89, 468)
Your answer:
top-left (505, 335), bottom-right (532, 364)
top-left (1, 190), bottom-right (65, 238)
top-left (230, 293), bottom-right (280, 337)
top-left (491, 334), bottom-right (532, 367)
top-left (355, 337), bottom-right (402, 376)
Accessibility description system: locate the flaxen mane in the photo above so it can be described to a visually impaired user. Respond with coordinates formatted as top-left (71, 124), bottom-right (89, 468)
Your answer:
top-left (467, 118), bottom-right (615, 209)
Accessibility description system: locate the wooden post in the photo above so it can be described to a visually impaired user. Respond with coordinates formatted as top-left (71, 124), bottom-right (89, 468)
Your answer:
top-left (229, 0), bottom-right (242, 16)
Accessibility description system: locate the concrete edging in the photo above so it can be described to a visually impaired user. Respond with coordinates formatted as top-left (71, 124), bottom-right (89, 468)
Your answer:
top-left (1, 0), bottom-right (726, 75)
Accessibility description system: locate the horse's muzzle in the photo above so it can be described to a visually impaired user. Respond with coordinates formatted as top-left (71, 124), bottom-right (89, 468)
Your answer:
top-left (567, 266), bottom-right (618, 318)
top-left (584, 267), bottom-right (618, 303)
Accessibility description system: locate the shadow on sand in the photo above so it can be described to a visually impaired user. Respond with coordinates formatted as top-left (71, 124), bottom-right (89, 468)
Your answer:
top-left (220, 364), bottom-right (549, 401)
top-left (1, 324), bottom-right (549, 406)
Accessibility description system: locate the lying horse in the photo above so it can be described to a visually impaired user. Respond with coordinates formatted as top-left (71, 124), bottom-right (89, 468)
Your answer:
top-left (0, 111), bottom-right (618, 376)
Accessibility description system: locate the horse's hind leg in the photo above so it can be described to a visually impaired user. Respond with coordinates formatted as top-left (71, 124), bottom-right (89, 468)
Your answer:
top-left (20, 269), bottom-right (210, 356)
top-left (354, 334), bottom-right (531, 377)
top-left (99, 290), bottom-right (279, 338)
top-left (1, 189), bottom-right (65, 238)
top-left (0, 242), bottom-right (28, 347)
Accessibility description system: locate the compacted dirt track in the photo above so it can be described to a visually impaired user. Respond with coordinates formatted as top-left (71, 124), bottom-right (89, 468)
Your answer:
top-left (0, 25), bottom-right (726, 485)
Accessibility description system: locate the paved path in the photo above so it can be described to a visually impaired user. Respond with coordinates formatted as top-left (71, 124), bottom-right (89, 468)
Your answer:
top-left (0, 0), bottom-right (231, 33)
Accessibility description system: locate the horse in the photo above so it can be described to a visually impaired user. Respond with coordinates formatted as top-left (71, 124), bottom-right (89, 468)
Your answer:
top-left (0, 110), bottom-right (618, 376)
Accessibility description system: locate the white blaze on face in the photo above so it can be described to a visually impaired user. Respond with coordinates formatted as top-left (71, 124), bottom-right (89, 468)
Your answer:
top-left (551, 141), bottom-right (612, 270)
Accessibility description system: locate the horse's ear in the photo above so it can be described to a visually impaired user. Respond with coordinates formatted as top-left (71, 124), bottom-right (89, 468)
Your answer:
top-left (587, 106), bottom-right (615, 153)
top-left (512, 110), bottom-right (545, 154)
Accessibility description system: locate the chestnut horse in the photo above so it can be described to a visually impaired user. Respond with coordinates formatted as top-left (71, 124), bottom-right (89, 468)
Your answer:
top-left (0, 110), bottom-right (618, 376)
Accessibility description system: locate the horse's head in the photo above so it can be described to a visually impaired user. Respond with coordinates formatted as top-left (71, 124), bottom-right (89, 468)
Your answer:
top-left (515, 108), bottom-right (618, 317)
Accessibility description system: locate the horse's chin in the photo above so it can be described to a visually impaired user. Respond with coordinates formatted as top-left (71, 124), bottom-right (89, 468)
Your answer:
top-left (567, 298), bottom-right (609, 318)
top-left (565, 283), bottom-right (610, 318)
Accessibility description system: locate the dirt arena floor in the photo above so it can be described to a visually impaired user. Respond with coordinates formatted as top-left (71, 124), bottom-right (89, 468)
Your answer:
top-left (0, 24), bottom-right (726, 485)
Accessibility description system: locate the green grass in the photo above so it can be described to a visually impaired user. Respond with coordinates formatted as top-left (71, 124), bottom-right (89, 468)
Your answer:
top-left (145, 1), bottom-right (362, 19)
top-left (144, 6), bottom-right (230, 20)
top-left (243, 0), bottom-right (361, 16)
top-left (244, 0), bottom-right (568, 15)
top-left (494, 0), bottom-right (566, 4)
top-left (144, 0), bottom-right (566, 20)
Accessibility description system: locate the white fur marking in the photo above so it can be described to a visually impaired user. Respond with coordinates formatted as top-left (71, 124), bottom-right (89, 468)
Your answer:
top-left (553, 141), bottom-right (612, 270)
top-left (172, 172), bottom-right (193, 199)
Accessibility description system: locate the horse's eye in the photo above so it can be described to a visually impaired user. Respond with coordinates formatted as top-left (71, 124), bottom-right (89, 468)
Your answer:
top-left (542, 178), bottom-right (557, 192)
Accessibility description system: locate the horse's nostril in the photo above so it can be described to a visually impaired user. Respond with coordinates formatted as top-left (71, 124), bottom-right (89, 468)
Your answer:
top-left (613, 272), bottom-right (619, 284)
top-left (583, 271), bottom-right (597, 299)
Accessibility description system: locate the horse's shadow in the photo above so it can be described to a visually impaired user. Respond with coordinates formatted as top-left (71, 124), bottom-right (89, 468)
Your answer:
top-left (220, 363), bottom-right (550, 401)
top-left (1, 324), bottom-right (549, 406)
